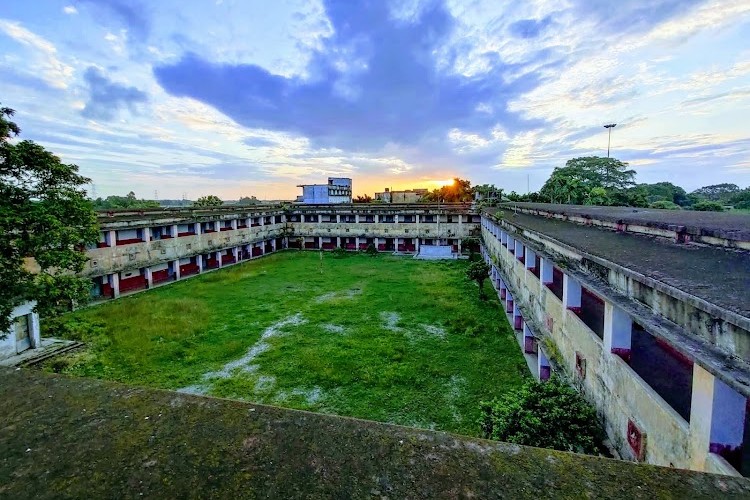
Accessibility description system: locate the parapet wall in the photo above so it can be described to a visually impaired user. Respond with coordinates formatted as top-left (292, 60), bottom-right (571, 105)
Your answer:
top-left (481, 209), bottom-right (750, 477)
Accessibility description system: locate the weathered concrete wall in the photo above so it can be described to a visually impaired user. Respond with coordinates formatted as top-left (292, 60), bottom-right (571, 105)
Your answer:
top-left (1, 302), bottom-right (41, 359)
top-left (480, 214), bottom-right (750, 477)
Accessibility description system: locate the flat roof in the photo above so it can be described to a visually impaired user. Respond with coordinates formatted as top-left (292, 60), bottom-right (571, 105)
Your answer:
top-left (503, 203), bottom-right (750, 243)
top-left (497, 211), bottom-right (750, 318)
top-left (2, 368), bottom-right (747, 498)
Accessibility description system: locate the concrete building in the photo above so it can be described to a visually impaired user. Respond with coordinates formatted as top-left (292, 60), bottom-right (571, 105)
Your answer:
top-left (83, 203), bottom-right (479, 300)
top-left (297, 177), bottom-right (352, 204)
top-left (480, 203), bottom-right (750, 477)
top-left (1, 302), bottom-right (41, 359)
top-left (374, 188), bottom-right (428, 203)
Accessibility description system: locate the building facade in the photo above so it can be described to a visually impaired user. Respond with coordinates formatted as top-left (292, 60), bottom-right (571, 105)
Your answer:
top-left (297, 177), bottom-right (353, 204)
top-left (374, 188), bottom-right (428, 203)
top-left (480, 203), bottom-right (750, 477)
top-left (84, 203), bottom-right (479, 299)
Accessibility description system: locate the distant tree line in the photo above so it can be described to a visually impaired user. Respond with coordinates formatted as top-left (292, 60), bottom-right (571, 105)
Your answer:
top-left (494, 156), bottom-right (749, 212)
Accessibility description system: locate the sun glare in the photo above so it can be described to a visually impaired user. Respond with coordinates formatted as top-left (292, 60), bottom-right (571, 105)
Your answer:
top-left (430, 178), bottom-right (456, 187)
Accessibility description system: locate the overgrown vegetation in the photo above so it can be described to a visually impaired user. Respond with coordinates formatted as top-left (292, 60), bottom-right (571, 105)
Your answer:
top-left (0, 103), bottom-right (98, 334)
top-left (479, 378), bottom-right (604, 455)
top-left (466, 260), bottom-right (490, 300)
top-left (42, 252), bottom-right (528, 435)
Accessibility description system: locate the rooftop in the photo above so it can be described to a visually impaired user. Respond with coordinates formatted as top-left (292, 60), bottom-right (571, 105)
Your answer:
top-left (492, 209), bottom-right (750, 319)
top-left (2, 368), bottom-right (747, 498)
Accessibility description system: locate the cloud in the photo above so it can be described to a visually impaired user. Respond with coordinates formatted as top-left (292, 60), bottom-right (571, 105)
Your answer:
top-left (153, 0), bottom-right (539, 153)
top-left (79, 0), bottom-right (149, 39)
top-left (508, 17), bottom-right (552, 39)
top-left (81, 67), bottom-right (148, 121)
top-left (63, 6), bottom-right (78, 15)
top-left (0, 19), bottom-right (74, 89)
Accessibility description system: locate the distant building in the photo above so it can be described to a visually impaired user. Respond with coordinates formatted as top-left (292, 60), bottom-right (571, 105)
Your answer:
top-left (297, 178), bottom-right (352, 204)
top-left (374, 188), bottom-right (429, 203)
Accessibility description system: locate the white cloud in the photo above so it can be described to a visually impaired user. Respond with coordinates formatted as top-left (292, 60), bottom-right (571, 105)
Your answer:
top-left (0, 19), bottom-right (74, 88)
top-left (63, 5), bottom-right (78, 15)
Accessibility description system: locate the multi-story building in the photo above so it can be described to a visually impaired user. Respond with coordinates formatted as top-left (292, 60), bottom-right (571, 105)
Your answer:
top-left (374, 188), bottom-right (428, 203)
top-left (297, 177), bottom-right (352, 204)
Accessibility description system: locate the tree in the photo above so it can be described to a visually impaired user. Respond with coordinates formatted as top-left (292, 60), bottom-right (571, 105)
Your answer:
top-left (466, 260), bottom-right (490, 300)
top-left (639, 182), bottom-right (689, 206)
top-left (237, 196), bottom-right (260, 205)
top-left (479, 378), bottom-right (604, 455)
top-left (691, 183), bottom-right (740, 202)
top-left (422, 177), bottom-right (473, 202)
top-left (354, 194), bottom-right (373, 203)
top-left (92, 192), bottom-right (159, 210)
top-left (1, 103), bottom-right (99, 335)
top-left (691, 200), bottom-right (724, 212)
top-left (193, 195), bottom-right (223, 207)
top-left (539, 156), bottom-right (636, 205)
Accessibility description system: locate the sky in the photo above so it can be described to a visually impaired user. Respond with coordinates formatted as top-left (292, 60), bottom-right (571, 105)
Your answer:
top-left (1, 0), bottom-right (749, 200)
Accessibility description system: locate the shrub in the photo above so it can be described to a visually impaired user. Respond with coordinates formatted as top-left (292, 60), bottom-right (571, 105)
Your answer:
top-left (365, 243), bottom-right (377, 256)
top-left (691, 201), bottom-right (725, 212)
top-left (734, 200), bottom-right (750, 210)
top-left (479, 378), bottom-right (604, 455)
top-left (332, 247), bottom-right (348, 258)
top-left (649, 200), bottom-right (680, 210)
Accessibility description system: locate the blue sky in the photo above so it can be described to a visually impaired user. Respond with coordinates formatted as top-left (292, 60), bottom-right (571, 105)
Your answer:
top-left (1, 0), bottom-right (749, 199)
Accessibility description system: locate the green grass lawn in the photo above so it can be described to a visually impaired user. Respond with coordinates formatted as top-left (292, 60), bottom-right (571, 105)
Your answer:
top-left (43, 251), bottom-right (528, 436)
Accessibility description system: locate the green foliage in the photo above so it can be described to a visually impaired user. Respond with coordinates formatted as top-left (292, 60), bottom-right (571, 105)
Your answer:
top-left (0, 103), bottom-right (99, 334)
top-left (649, 200), bottom-right (681, 210)
top-left (691, 183), bottom-right (740, 202)
top-left (638, 182), bottom-right (690, 206)
top-left (691, 200), bottom-right (725, 212)
top-left (365, 243), bottom-right (377, 255)
top-left (45, 253), bottom-right (527, 435)
top-left (332, 247), bottom-right (348, 258)
top-left (466, 260), bottom-right (490, 299)
top-left (354, 194), bottom-right (373, 203)
top-left (92, 192), bottom-right (159, 210)
top-left (539, 156), bottom-right (636, 205)
top-left (735, 200), bottom-right (750, 210)
top-left (193, 195), bottom-right (224, 207)
top-left (422, 177), bottom-right (473, 202)
top-left (479, 378), bottom-right (604, 454)
top-left (237, 196), bottom-right (260, 205)
top-left (461, 237), bottom-right (480, 254)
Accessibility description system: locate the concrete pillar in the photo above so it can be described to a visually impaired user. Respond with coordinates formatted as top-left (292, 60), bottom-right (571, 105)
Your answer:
top-left (214, 221), bottom-right (220, 232)
top-left (173, 260), bottom-right (181, 280)
top-left (142, 227), bottom-right (151, 242)
top-left (232, 247), bottom-right (239, 260)
top-left (231, 219), bottom-right (238, 229)
top-left (145, 267), bottom-right (153, 288)
top-left (604, 302), bottom-right (632, 357)
top-left (525, 247), bottom-right (536, 270)
top-left (171, 224), bottom-right (178, 238)
top-left (318, 214), bottom-right (323, 223)
top-left (197, 256), bottom-right (204, 273)
top-left (336, 236), bottom-right (341, 248)
top-left (110, 273), bottom-right (120, 298)
top-left (108, 230), bottom-right (116, 247)
top-left (415, 238), bottom-right (420, 253)
top-left (271, 239), bottom-right (277, 252)
top-left (195, 222), bottom-right (202, 235)
top-left (318, 236), bottom-right (323, 249)
top-left (29, 309), bottom-right (41, 349)
top-left (355, 237), bottom-right (360, 250)
top-left (355, 214), bottom-right (360, 223)
top-left (540, 257), bottom-right (554, 284)
top-left (563, 274), bottom-right (582, 311)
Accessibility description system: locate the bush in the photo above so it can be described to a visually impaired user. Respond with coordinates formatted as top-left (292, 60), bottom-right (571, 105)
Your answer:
top-left (691, 201), bottom-right (725, 212)
top-left (331, 247), bottom-right (348, 258)
top-left (649, 200), bottom-right (680, 210)
top-left (479, 378), bottom-right (604, 455)
top-left (734, 200), bottom-right (750, 210)
top-left (365, 243), bottom-right (378, 255)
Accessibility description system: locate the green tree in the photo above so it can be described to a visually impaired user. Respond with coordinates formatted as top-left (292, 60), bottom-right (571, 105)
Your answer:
top-left (92, 191), bottom-right (159, 210)
top-left (479, 378), bottom-right (604, 454)
top-left (422, 177), bottom-right (473, 202)
top-left (354, 194), bottom-right (373, 203)
top-left (193, 195), bottom-right (223, 207)
top-left (691, 183), bottom-right (740, 203)
top-left (237, 196), bottom-right (260, 205)
top-left (1, 103), bottom-right (99, 335)
top-left (649, 200), bottom-right (681, 210)
top-left (691, 200), bottom-right (725, 212)
top-left (639, 182), bottom-right (689, 206)
top-left (539, 156), bottom-right (636, 205)
top-left (466, 260), bottom-right (490, 300)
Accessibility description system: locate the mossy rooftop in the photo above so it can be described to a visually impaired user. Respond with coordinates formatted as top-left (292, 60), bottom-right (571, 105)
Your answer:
top-left (1, 367), bottom-right (748, 498)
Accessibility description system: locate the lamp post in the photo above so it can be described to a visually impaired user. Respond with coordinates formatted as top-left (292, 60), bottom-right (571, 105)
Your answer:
top-left (603, 123), bottom-right (617, 158)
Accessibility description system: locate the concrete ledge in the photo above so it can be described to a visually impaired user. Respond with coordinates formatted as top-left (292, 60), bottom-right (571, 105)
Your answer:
top-left (2, 368), bottom-right (748, 498)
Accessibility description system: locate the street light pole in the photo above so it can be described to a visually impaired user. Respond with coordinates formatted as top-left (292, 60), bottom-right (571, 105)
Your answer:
top-left (603, 123), bottom-right (617, 158)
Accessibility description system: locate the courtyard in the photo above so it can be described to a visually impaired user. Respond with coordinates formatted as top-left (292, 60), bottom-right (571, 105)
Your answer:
top-left (44, 251), bottom-right (528, 436)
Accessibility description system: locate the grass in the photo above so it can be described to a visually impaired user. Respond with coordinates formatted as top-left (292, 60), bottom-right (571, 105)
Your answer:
top-left (42, 251), bottom-right (528, 436)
